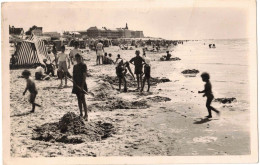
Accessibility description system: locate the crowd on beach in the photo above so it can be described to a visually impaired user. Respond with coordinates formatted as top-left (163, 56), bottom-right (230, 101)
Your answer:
top-left (17, 40), bottom-right (220, 122)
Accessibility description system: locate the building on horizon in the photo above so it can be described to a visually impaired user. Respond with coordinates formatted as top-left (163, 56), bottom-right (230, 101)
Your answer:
top-left (84, 23), bottom-right (144, 39)
top-left (9, 25), bottom-right (24, 36)
top-left (25, 25), bottom-right (43, 36)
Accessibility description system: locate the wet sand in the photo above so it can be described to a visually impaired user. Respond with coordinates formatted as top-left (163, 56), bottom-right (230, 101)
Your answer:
top-left (10, 45), bottom-right (250, 157)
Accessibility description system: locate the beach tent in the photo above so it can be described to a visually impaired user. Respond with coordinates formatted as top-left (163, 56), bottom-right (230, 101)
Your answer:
top-left (14, 36), bottom-right (51, 67)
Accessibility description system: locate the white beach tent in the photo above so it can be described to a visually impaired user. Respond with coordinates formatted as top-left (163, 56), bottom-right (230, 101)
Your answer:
top-left (15, 35), bottom-right (51, 67)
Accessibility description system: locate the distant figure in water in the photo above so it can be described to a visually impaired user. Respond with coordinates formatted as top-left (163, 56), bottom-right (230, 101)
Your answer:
top-left (198, 72), bottom-right (220, 118)
top-left (212, 44), bottom-right (216, 48)
top-left (22, 70), bottom-right (41, 113)
top-left (141, 58), bottom-right (151, 92)
top-left (209, 44), bottom-right (212, 48)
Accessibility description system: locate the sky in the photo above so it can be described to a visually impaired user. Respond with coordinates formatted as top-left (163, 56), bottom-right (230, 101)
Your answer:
top-left (2, 0), bottom-right (255, 40)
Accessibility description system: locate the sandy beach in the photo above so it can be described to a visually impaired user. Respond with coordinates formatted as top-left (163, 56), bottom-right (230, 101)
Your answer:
top-left (9, 41), bottom-right (250, 157)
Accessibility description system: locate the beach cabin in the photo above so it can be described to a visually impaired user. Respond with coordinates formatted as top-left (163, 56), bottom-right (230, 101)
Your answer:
top-left (11, 36), bottom-right (51, 68)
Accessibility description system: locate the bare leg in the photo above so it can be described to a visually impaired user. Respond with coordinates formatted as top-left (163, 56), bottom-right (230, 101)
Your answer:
top-left (82, 95), bottom-right (88, 121)
top-left (147, 77), bottom-right (150, 92)
top-left (119, 78), bottom-right (122, 91)
top-left (141, 77), bottom-right (146, 92)
top-left (123, 77), bottom-right (127, 92)
top-left (136, 74), bottom-right (140, 89)
top-left (76, 94), bottom-right (83, 116)
top-left (101, 56), bottom-right (104, 65)
top-left (139, 74), bottom-right (142, 89)
top-left (64, 72), bottom-right (68, 86)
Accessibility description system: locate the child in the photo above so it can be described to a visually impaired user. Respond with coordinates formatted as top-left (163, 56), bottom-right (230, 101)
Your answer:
top-left (103, 52), bottom-right (108, 64)
top-left (57, 45), bottom-right (70, 88)
top-left (198, 72), bottom-right (220, 118)
top-left (107, 53), bottom-right (114, 64)
top-left (129, 50), bottom-right (145, 90)
top-left (115, 54), bottom-right (122, 64)
top-left (166, 51), bottom-right (171, 61)
top-left (141, 58), bottom-right (151, 92)
top-left (35, 64), bottom-right (46, 80)
top-left (22, 70), bottom-right (41, 112)
top-left (43, 59), bottom-right (55, 76)
top-left (69, 42), bottom-right (81, 65)
top-left (116, 59), bottom-right (127, 92)
top-left (72, 54), bottom-right (88, 121)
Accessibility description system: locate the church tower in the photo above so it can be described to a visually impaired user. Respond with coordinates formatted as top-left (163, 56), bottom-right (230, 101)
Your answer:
top-left (125, 23), bottom-right (128, 30)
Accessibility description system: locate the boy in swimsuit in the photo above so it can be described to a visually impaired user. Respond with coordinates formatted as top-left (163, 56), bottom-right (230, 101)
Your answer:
top-left (198, 72), bottom-right (220, 118)
top-left (116, 59), bottom-right (127, 92)
top-left (22, 70), bottom-right (41, 112)
top-left (129, 50), bottom-right (145, 90)
top-left (72, 54), bottom-right (88, 121)
top-left (141, 58), bottom-right (151, 92)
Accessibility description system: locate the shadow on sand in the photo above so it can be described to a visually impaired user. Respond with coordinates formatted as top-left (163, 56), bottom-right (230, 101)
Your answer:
top-left (11, 111), bottom-right (32, 117)
top-left (193, 117), bottom-right (218, 124)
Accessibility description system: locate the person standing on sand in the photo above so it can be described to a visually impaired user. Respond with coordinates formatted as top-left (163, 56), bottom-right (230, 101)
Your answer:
top-left (57, 45), bottom-right (70, 88)
top-left (198, 72), bottom-right (220, 118)
top-left (22, 70), bottom-right (41, 113)
top-left (130, 50), bottom-right (145, 90)
top-left (141, 58), bottom-right (151, 92)
top-left (52, 44), bottom-right (58, 68)
top-left (69, 42), bottom-right (81, 65)
top-left (72, 54), bottom-right (88, 121)
top-left (116, 59), bottom-right (127, 92)
top-left (96, 40), bottom-right (104, 65)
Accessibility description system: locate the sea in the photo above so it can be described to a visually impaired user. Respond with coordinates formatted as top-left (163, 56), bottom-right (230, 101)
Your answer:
top-left (158, 38), bottom-right (252, 107)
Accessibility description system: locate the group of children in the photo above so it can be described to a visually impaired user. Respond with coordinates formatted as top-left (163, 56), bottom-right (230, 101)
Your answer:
top-left (22, 42), bottom-right (88, 120)
top-left (115, 50), bottom-right (151, 92)
top-left (21, 44), bottom-right (220, 121)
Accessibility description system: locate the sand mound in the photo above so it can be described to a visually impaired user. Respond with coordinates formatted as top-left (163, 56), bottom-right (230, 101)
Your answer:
top-left (89, 98), bottom-right (149, 111)
top-left (181, 69), bottom-right (200, 74)
top-left (147, 96), bottom-right (171, 102)
top-left (100, 75), bottom-right (171, 88)
top-left (214, 97), bottom-right (236, 104)
top-left (32, 112), bottom-right (116, 144)
top-left (92, 81), bottom-right (114, 101)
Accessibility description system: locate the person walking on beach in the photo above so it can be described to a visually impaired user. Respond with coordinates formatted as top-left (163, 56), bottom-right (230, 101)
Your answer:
top-left (130, 50), bottom-right (145, 90)
top-left (69, 42), bottom-right (81, 65)
top-left (22, 70), bottom-right (41, 113)
top-left (96, 40), bottom-right (104, 65)
top-left (141, 58), bottom-right (151, 92)
top-left (198, 72), bottom-right (220, 118)
top-left (72, 54), bottom-right (88, 121)
top-left (57, 45), bottom-right (70, 88)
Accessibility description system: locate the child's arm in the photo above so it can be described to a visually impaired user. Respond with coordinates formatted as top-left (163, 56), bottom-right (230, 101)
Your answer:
top-left (23, 80), bottom-right (29, 95)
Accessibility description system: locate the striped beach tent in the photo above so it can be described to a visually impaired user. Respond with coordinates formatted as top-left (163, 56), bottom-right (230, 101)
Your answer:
top-left (15, 35), bottom-right (51, 67)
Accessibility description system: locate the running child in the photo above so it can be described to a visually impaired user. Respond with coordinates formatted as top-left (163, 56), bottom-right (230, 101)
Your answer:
top-left (198, 72), bottom-right (220, 118)
top-left (129, 50), bottom-right (145, 90)
top-left (22, 70), bottom-right (41, 113)
top-left (141, 58), bottom-right (151, 92)
top-left (72, 54), bottom-right (88, 121)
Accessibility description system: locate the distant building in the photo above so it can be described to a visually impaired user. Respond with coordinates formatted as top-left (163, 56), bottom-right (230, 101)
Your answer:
top-left (86, 23), bottom-right (144, 39)
top-left (25, 25), bottom-right (43, 36)
top-left (43, 32), bottom-right (60, 39)
top-left (9, 25), bottom-right (24, 35)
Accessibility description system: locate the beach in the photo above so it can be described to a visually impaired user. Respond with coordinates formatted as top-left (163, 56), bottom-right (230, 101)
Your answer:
top-left (10, 39), bottom-right (250, 157)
